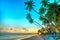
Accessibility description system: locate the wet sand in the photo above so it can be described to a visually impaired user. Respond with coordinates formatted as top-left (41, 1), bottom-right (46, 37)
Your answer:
top-left (22, 34), bottom-right (57, 40)
top-left (22, 36), bottom-right (44, 40)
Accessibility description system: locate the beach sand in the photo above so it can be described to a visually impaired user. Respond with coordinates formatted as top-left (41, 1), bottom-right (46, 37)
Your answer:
top-left (16, 35), bottom-right (34, 40)
top-left (22, 36), bottom-right (44, 40)
top-left (21, 34), bottom-right (56, 40)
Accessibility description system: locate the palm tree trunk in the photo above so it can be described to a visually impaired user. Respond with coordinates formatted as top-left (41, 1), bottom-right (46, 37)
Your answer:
top-left (33, 22), bottom-right (40, 27)
top-left (34, 21), bottom-right (43, 28)
top-left (32, 8), bottom-right (39, 14)
top-left (33, 7), bottom-right (48, 21)
top-left (31, 20), bottom-right (43, 28)
top-left (33, 7), bottom-right (56, 26)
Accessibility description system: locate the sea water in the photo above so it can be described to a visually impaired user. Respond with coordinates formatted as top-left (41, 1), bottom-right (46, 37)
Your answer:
top-left (0, 33), bottom-right (33, 40)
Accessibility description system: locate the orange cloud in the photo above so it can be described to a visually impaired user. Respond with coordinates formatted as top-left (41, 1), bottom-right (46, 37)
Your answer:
top-left (0, 29), bottom-right (38, 34)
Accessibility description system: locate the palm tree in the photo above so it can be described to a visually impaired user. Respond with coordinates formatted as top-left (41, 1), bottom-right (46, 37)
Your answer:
top-left (24, 0), bottom-right (51, 25)
top-left (26, 13), bottom-right (43, 28)
top-left (24, 0), bottom-right (40, 14)
top-left (24, 0), bottom-right (49, 28)
top-left (24, 0), bottom-right (35, 11)
top-left (39, 0), bottom-right (60, 25)
top-left (40, 0), bottom-right (49, 7)
top-left (39, 0), bottom-right (60, 34)
top-left (24, 0), bottom-right (60, 34)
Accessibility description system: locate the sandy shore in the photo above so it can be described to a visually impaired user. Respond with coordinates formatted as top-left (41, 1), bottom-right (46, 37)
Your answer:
top-left (15, 34), bottom-right (45, 40)
top-left (22, 36), bottom-right (44, 40)
top-left (16, 35), bottom-right (34, 40)
top-left (21, 34), bottom-right (57, 40)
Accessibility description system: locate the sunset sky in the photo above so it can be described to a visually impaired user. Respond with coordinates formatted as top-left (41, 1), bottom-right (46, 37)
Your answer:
top-left (0, 0), bottom-right (58, 33)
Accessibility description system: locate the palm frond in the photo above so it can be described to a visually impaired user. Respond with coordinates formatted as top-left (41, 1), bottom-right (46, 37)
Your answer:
top-left (26, 13), bottom-right (33, 23)
top-left (39, 7), bottom-right (46, 14)
top-left (24, 0), bottom-right (35, 11)
top-left (39, 16), bottom-right (45, 21)
top-left (40, 0), bottom-right (49, 7)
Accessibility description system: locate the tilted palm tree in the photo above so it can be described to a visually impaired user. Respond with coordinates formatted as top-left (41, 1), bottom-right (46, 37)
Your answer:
top-left (24, 0), bottom-right (40, 14)
top-left (24, 0), bottom-right (50, 24)
top-left (24, 0), bottom-right (35, 11)
top-left (40, 0), bottom-right (49, 7)
top-left (39, 0), bottom-right (60, 26)
top-left (39, 0), bottom-right (60, 33)
top-left (24, 0), bottom-right (60, 34)
top-left (26, 13), bottom-right (42, 28)
top-left (24, 0), bottom-right (49, 28)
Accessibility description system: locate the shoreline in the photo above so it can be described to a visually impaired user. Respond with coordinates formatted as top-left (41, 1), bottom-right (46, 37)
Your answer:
top-left (0, 34), bottom-right (59, 40)
top-left (16, 35), bottom-right (34, 40)
top-left (21, 35), bottom-right (44, 40)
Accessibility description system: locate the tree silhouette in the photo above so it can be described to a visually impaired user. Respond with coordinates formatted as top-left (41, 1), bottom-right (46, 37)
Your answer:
top-left (24, 0), bottom-right (60, 33)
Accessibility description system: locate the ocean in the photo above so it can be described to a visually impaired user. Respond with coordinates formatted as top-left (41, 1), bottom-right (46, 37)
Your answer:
top-left (0, 32), bottom-right (33, 40)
